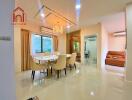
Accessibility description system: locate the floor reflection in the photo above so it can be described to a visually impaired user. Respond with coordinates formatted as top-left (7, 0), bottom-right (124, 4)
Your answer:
top-left (16, 63), bottom-right (132, 100)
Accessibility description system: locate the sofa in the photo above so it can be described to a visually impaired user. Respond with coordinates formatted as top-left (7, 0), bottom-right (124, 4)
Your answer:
top-left (105, 51), bottom-right (126, 67)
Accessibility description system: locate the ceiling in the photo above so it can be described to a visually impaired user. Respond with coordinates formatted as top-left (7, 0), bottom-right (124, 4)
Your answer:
top-left (101, 12), bottom-right (126, 33)
top-left (15, 0), bottom-right (132, 32)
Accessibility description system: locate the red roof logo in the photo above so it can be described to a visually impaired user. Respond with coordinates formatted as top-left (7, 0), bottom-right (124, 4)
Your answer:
top-left (12, 7), bottom-right (26, 25)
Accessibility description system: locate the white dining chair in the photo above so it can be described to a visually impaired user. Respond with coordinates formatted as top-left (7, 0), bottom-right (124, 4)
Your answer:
top-left (53, 51), bottom-right (60, 55)
top-left (52, 55), bottom-right (67, 78)
top-left (67, 53), bottom-right (77, 69)
top-left (35, 52), bottom-right (50, 56)
top-left (30, 56), bottom-right (49, 80)
top-left (44, 52), bottom-right (50, 56)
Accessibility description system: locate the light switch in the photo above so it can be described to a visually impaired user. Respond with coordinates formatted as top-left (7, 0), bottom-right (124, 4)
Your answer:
top-left (0, 36), bottom-right (11, 41)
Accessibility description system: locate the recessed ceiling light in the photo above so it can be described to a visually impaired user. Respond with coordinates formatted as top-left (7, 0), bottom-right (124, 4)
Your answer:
top-left (41, 13), bottom-right (45, 17)
top-left (75, 4), bottom-right (81, 9)
top-left (67, 25), bottom-right (71, 29)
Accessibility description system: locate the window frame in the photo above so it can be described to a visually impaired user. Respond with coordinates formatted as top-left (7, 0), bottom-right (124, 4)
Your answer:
top-left (32, 34), bottom-right (53, 53)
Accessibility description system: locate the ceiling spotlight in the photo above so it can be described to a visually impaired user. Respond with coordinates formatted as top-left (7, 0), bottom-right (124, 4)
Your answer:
top-left (75, 4), bottom-right (81, 10)
top-left (41, 13), bottom-right (45, 17)
top-left (67, 25), bottom-right (71, 29)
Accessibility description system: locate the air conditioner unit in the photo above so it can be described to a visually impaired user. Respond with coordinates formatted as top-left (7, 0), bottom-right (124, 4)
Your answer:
top-left (113, 32), bottom-right (126, 36)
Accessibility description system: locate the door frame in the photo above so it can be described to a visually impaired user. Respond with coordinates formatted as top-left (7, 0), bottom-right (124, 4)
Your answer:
top-left (83, 34), bottom-right (98, 67)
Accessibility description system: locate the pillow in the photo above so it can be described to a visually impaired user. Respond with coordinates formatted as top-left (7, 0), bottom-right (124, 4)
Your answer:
top-left (113, 56), bottom-right (118, 59)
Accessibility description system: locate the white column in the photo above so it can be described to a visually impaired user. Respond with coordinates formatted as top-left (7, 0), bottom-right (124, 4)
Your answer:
top-left (126, 3), bottom-right (132, 82)
top-left (0, 0), bottom-right (16, 100)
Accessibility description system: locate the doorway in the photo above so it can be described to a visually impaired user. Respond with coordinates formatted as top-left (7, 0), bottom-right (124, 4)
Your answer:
top-left (84, 36), bottom-right (97, 66)
top-left (66, 30), bottom-right (81, 62)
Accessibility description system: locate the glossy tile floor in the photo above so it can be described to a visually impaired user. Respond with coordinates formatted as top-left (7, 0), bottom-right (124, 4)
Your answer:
top-left (106, 65), bottom-right (125, 74)
top-left (16, 63), bottom-right (132, 100)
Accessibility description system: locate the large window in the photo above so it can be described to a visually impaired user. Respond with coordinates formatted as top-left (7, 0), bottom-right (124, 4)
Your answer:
top-left (31, 34), bottom-right (53, 54)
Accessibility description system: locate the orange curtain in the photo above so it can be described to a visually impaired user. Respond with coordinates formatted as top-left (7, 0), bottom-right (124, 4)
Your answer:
top-left (21, 29), bottom-right (31, 71)
top-left (53, 35), bottom-right (58, 51)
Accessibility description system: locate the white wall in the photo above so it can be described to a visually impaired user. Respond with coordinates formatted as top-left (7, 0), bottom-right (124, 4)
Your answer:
top-left (14, 26), bottom-right (21, 72)
top-left (0, 0), bottom-right (16, 99)
top-left (82, 23), bottom-right (109, 69)
top-left (108, 33), bottom-right (126, 51)
top-left (81, 23), bottom-right (102, 69)
top-left (58, 33), bottom-right (66, 54)
top-left (126, 3), bottom-right (132, 82)
top-left (14, 23), bottom-right (66, 72)
top-left (19, 21), bottom-right (40, 33)
top-left (14, 21), bottom-right (40, 72)
top-left (101, 25), bottom-right (108, 68)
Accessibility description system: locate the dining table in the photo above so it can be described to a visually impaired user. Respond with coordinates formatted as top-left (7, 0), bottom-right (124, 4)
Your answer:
top-left (34, 54), bottom-right (71, 64)
top-left (33, 54), bottom-right (71, 76)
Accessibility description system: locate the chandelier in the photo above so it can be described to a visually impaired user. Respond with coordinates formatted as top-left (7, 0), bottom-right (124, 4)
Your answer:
top-left (53, 22), bottom-right (63, 34)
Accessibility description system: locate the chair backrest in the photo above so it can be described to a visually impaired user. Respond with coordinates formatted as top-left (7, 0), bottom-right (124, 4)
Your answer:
top-left (34, 53), bottom-right (44, 57)
top-left (35, 52), bottom-right (51, 57)
top-left (30, 56), bottom-right (35, 69)
top-left (55, 55), bottom-right (66, 70)
top-left (44, 52), bottom-right (50, 56)
top-left (69, 53), bottom-right (77, 64)
top-left (53, 51), bottom-right (60, 55)
top-left (30, 56), bottom-right (44, 70)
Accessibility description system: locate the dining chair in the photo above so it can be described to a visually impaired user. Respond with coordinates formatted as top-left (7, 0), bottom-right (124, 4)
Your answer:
top-left (44, 52), bottom-right (55, 74)
top-left (53, 51), bottom-right (60, 55)
top-left (35, 53), bottom-right (44, 56)
top-left (44, 52), bottom-right (50, 56)
top-left (67, 53), bottom-right (77, 69)
top-left (30, 56), bottom-right (49, 80)
top-left (35, 52), bottom-right (50, 56)
top-left (52, 55), bottom-right (67, 78)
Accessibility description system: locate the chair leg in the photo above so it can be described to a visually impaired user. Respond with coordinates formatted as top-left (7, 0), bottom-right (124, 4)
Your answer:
top-left (47, 69), bottom-right (48, 76)
top-left (57, 70), bottom-right (60, 78)
top-left (64, 68), bottom-right (67, 75)
top-left (69, 64), bottom-right (72, 70)
top-left (51, 67), bottom-right (52, 75)
top-left (32, 71), bottom-right (35, 80)
top-left (74, 63), bottom-right (76, 69)
top-left (31, 71), bottom-right (33, 77)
